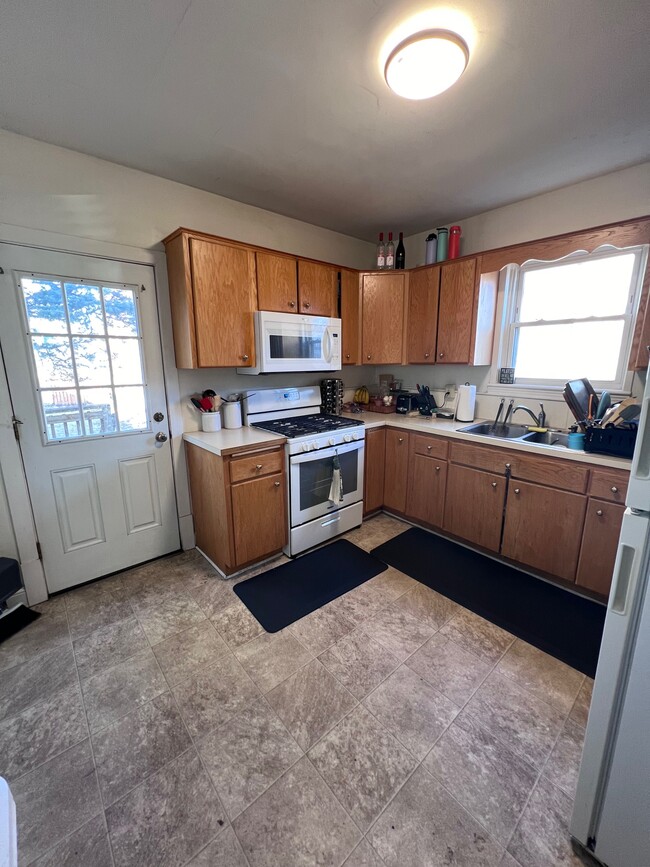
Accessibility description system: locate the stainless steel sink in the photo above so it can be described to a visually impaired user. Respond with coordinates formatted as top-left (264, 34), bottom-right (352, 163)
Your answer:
top-left (458, 422), bottom-right (571, 450)
top-left (458, 422), bottom-right (531, 439)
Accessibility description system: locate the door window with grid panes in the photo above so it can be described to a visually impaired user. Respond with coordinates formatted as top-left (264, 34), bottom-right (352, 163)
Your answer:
top-left (18, 273), bottom-right (149, 442)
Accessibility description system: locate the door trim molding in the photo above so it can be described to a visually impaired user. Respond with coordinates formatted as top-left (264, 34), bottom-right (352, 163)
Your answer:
top-left (0, 226), bottom-right (192, 602)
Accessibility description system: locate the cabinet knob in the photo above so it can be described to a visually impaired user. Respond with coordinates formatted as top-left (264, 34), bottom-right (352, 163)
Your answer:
top-left (346, 353), bottom-right (350, 359)
top-left (427, 445), bottom-right (432, 450)
top-left (491, 482), bottom-right (497, 488)
top-left (398, 437), bottom-right (404, 443)
top-left (274, 481), bottom-right (281, 487)
top-left (505, 463), bottom-right (511, 469)
top-left (514, 488), bottom-right (520, 494)
top-left (367, 354), bottom-right (371, 360)
top-left (611, 486), bottom-right (618, 493)
top-left (596, 509), bottom-right (604, 516)
top-left (424, 352), bottom-right (430, 358)
top-left (289, 300), bottom-right (296, 308)
top-left (303, 302), bottom-right (311, 309)
top-left (435, 466), bottom-right (440, 471)
top-left (241, 354), bottom-right (249, 362)
top-left (439, 352), bottom-right (444, 358)
top-left (255, 464), bottom-right (263, 470)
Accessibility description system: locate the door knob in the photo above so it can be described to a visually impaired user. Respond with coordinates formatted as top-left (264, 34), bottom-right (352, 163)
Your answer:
top-left (155, 432), bottom-right (168, 443)
top-left (153, 412), bottom-right (165, 422)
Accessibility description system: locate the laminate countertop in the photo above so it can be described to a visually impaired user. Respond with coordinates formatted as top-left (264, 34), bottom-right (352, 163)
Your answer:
top-left (183, 428), bottom-right (286, 457)
top-left (341, 412), bottom-right (633, 472)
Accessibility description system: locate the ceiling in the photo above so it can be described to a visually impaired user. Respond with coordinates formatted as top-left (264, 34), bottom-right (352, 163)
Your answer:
top-left (1, 0), bottom-right (648, 240)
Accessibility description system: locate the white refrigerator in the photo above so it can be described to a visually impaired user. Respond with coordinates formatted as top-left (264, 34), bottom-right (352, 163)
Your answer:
top-left (571, 368), bottom-right (650, 866)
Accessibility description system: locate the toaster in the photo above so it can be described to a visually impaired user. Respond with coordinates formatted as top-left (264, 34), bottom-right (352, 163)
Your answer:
top-left (395, 393), bottom-right (419, 414)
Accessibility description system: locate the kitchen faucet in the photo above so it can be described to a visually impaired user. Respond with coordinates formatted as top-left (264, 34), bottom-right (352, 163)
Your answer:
top-left (510, 403), bottom-right (547, 427)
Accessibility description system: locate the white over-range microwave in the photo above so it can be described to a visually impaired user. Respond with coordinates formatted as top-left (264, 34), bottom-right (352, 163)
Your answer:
top-left (237, 311), bottom-right (342, 375)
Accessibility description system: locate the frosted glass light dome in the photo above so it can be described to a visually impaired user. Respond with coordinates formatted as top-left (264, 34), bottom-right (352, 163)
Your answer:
top-left (384, 29), bottom-right (469, 100)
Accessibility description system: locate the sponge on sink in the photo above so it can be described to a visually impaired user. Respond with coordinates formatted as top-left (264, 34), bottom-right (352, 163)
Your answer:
top-left (527, 427), bottom-right (548, 433)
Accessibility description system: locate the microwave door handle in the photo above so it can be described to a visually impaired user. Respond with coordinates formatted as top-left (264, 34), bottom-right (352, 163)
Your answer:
top-left (323, 327), bottom-right (333, 362)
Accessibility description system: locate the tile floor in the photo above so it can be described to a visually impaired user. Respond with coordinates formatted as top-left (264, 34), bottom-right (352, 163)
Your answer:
top-left (0, 513), bottom-right (595, 866)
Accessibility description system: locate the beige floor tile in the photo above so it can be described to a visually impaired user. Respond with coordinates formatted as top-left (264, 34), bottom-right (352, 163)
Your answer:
top-left (65, 591), bottom-right (134, 641)
top-left (319, 628), bottom-right (400, 699)
top-left (440, 608), bottom-right (515, 664)
top-left (362, 567), bottom-right (418, 605)
top-left (152, 620), bottom-right (229, 685)
top-left (463, 671), bottom-right (566, 769)
top-left (234, 630), bottom-right (312, 692)
top-left (425, 713), bottom-right (538, 845)
top-left (342, 840), bottom-right (386, 867)
top-left (233, 756), bottom-right (361, 867)
top-left (289, 602), bottom-right (356, 654)
top-left (211, 600), bottom-right (265, 648)
top-left (136, 594), bottom-right (207, 644)
top-left (187, 826), bottom-right (249, 867)
top-left (368, 765), bottom-right (503, 866)
top-left (309, 704), bottom-right (416, 830)
top-left (364, 604), bottom-right (435, 661)
top-left (406, 632), bottom-right (492, 705)
top-left (31, 813), bottom-right (112, 867)
top-left (363, 666), bottom-right (459, 759)
top-left (543, 718), bottom-right (585, 799)
top-left (508, 776), bottom-right (585, 867)
top-left (390, 583), bottom-right (459, 630)
top-left (497, 639), bottom-right (584, 713)
top-left (0, 606), bottom-right (70, 673)
top-left (0, 644), bottom-right (77, 723)
top-left (330, 582), bottom-right (390, 626)
top-left (73, 616), bottom-right (149, 680)
top-left (267, 658), bottom-right (357, 750)
top-left (197, 697), bottom-right (303, 818)
top-left (569, 677), bottom-right (594, 729)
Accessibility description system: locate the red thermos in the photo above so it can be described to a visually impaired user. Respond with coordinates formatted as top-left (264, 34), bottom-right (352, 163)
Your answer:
top-left (448, 225), bottom-right (462, 259)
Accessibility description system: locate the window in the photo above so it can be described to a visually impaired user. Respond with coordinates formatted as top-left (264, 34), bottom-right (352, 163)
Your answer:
top-left (498, 246), bottom-right (648, 391)
top-left (18, 273), bottom-right (148, 442)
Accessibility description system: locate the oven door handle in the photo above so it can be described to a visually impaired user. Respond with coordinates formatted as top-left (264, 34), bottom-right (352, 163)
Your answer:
top-left (290, 440), bottom-right (364, 465)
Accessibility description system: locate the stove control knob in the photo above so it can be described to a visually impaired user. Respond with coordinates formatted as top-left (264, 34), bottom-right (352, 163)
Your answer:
top-left (353, 433), bottom-right (360, 441)
top-left (328, 437), bottom-right (336, 446)
top-left (343, 435), bottom-right (352, 442)
top-left (311, 441), bottom-right (319, 450)
top-left (302, 443), bottom-right (310, 453)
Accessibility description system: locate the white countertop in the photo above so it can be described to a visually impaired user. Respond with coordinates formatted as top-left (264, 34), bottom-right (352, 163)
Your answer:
top-left (183, 427), bottom-right (285, 457)
top-left (342, 412), bottom-right (633, 471)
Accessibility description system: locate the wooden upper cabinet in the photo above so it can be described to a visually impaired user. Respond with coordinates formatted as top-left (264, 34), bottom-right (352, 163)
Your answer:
top-left (361, 273), bottom-right (406, 364)
top-left (383, 429), bottom-right (409, 513)
top-left (190, 239), bottom-right (257, 368)
top-left (340, 269), bottom-right (361, 365)
top-left (297, 261), bottom-right (338, 317)
top-left (501, 480), bottom-right (587, 581)
top-left (407, 266), bottom-right (440, 364)
top-left (436, 258), bottom-right (497, 366)
top-left (256, 251), bottom-right (298, 313)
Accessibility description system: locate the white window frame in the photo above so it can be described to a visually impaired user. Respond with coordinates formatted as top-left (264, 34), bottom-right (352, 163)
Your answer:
top-left (491, 244), bottom-right (648, 397)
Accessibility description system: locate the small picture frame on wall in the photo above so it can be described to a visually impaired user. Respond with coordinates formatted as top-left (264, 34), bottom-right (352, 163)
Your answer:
top-left (499, 367), bottom-right (515, 384)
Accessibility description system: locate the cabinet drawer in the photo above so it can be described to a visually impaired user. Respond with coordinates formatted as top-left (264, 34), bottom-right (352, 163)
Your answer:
top-left (509, 452), bottom-right (589, 493)
top-left (230, 449), bottom-right (284, 483)
top-left (411, 434), bottom-right (449, 460)
top-left (588, 468), bottom-right (629, 503)
top-left (450, 441), bottom-right (510, 475)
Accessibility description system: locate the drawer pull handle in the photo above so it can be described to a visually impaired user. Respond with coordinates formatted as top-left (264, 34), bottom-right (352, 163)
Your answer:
top-left (505, 463), bottom-right (511, 469)
top-left (427, 445), bottom-right (432, 450)
top-left (255, 464), bottom-right (263, 470)
top-left (611, 486), bottom-right (619, 493)
top-left (596, 509), bottom-right (604, 516)
top-left (274, 481), bottom-right (281, 487)
top-left (491, 482), bottom-right (497, 488)
top-left (514, 488), bottom-right (520, 494)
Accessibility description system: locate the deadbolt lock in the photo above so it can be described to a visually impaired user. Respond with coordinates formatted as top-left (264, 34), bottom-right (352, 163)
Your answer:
top-left (153, 412), bottom-right (165, 422)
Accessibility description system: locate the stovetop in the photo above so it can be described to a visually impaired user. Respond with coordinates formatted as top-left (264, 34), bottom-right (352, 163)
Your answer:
top-left (250, 413), bottom-right (364, 439)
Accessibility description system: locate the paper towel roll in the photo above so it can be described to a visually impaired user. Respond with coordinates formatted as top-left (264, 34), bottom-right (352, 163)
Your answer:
top-left (456, 383), bottom-right (476, 422)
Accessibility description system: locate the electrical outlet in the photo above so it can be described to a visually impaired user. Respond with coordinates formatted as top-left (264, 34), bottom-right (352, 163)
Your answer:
top-left (445, 384), bottom-right (457, 400)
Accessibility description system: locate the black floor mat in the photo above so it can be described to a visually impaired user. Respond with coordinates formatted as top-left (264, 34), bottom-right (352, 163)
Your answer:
top-left (372, 527), bottom-right (605, 677)
top-left (0, 605), bottom-right (40, 644)
top-left (234, 539), bottom-right (387, 633)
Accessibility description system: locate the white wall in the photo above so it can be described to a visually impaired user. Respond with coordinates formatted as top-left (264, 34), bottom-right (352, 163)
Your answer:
top-left (404, 162), bottom-right (650, 267)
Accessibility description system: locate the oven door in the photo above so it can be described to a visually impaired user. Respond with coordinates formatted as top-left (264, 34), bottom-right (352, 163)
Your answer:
top-left (289, 440), bottom-right (364, 526)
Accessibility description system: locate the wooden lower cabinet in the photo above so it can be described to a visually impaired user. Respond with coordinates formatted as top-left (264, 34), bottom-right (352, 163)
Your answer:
top-left (186, 442), bottom-right (287, 574)
top-left (501, 480), bottom-right (587, 581)
top-left (406, 453), bottom-right (447, 527)
top-left (383, 429), bottom-right (409, 513)
top-left (576, 499), bottom-right (625, 596)
top-left (364, 427), bottom-right (386, 515)
top-left (443, 463), bottom-right (506, 552)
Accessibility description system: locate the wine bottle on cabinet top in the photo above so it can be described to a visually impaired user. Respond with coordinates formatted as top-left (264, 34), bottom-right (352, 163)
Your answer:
top-left (376, 232), bottom-right (385, 270)
top-left (396, 232), bottom-right (405, 269)
top-left (386, 232), bottom-right (395, 269)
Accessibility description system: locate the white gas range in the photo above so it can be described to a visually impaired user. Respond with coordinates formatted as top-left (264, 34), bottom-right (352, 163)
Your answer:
top-left (243, 387), bottom-right (365, 556)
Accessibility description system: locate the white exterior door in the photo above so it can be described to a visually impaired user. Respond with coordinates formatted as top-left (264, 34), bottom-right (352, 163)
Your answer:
top-left (0, 243), bottom-right (179, 593)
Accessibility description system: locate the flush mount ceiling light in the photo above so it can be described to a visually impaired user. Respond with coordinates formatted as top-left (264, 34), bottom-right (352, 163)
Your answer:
top-left (384, 29), bottom-right (469, 100)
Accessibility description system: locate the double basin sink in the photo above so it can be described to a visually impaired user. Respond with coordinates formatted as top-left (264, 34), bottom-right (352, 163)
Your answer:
top-left (458, 422), bottom-right (571, 449)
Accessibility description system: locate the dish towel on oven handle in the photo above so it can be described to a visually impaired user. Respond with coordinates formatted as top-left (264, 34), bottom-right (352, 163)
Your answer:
top-left (328, 451), bottom-right (344, 505)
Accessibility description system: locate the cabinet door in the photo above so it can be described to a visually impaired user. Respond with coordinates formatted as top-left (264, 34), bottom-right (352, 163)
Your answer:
top-left (443, 463), bottom-right (505, 552)
top-left (189, 239), bottom-right (257, 367)
top-left (362, 273), bottom-right (406, 364)
top-left (407, 454), bottom-right (447, 527)
top-left (407, 266), bottom-right (440, 364)
top-left (297, 261), bottom-right (338, 317)
top-left (501, 480), bottom-right (587, 581)
top-left (231, 473), bottom-right (287, 566)
top-left (364, 427), bottom-right (386, 515)
top-left (437, 259), bottom-right (477, 364)
top-left (576, 499), bottom-right (625, 596)
top-left (257, 252), bottom-right (298, 313)
top-left (383, 429), bottom-right (409, 513)
top-left (340, 269), bottom-right (361, 365)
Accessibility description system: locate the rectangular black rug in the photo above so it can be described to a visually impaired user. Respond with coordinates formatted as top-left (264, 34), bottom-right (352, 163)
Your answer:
top-left (0, 605), bottom-right (40, 644)
top-left (234, 539), bottom-right (387, 633)
top-left (372, 527), bottom-right (605, 677)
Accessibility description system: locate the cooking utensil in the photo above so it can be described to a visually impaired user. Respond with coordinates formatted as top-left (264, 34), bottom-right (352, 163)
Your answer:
top-left (563, 378), bottom-right (598, 427)
top-left (596, 391), bottom-right (611, 420)
top-left (604, 397), bottom-right (638, 427)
